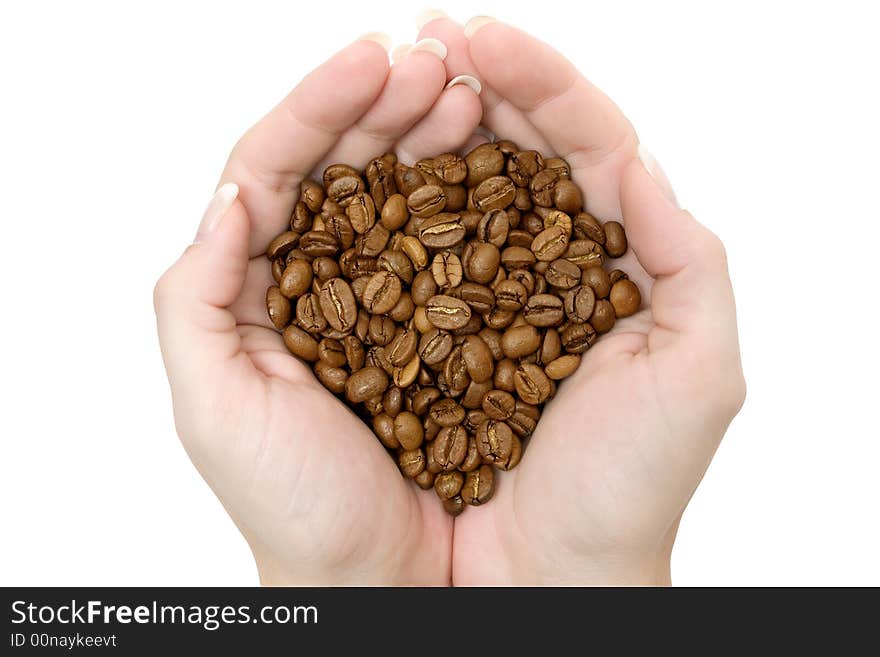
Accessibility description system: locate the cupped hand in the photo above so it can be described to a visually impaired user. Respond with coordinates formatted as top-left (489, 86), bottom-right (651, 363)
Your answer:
top-left (154, 34), bottom-right (482, 585)
top-left (416, 16), bottom-right (745, 585)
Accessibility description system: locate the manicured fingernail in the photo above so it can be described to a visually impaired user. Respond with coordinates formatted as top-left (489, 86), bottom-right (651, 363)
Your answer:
top-left (464, 16), bottom-right (496, 38)
top-left (638, 144), bottom-right (678, 207)
top-left (416, 9), bottom-right (449, 30)
top-left (409, 38), bottom-right (448, 60)
top-left (446, 74), bottom-right (482, 94)
top-left (391, 44), bottom-right (412, 62)
top-left (195, 183), bottom-right (238, 243)
top-left (359, 32), bottom-right (392, 53)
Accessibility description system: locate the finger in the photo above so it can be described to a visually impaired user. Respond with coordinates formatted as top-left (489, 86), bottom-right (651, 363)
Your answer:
top-left (221, 36), bottom-right (392, 257)
top-left (417, 13), bottom-right (550, 153)
top-left (155, 184), bottom-right (257, 404)
top-left (620, 153), bottom-right (738, 353)
top-left (228, 257), bottom-right (276, 328)
top-left (395, 83), bottom-right (483, 163)
top-left (466, 19), bottom-right (639, 219)
top-left (316, 39), bottom-right (449, 172)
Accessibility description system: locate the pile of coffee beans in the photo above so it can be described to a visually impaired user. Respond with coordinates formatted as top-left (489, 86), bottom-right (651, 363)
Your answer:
top-left (265, 141), bottom-right (640, 515)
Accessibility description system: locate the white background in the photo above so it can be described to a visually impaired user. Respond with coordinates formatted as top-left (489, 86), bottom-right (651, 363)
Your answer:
top-left (1, 0), bottom-right (878, 586)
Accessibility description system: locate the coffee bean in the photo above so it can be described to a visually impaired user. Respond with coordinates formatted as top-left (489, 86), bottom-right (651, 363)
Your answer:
top-left (429, 398), bottom-right (466, 427)
top-left (383, 386), bottom-right (403, 417)
top-left (442, 495), bottom-right (465, 516)
top-left (283, 325), bottom-right (318, 361)
top-left (461, 379), bottom-right (493, 409)
top-left (530, 168), bottom-right (561, 207)
top-left (266, 231), bottom-right (300, 259)
top-left (552, 179), bottom-right (582, 214)
top-left (319, 278), bottom-right (357, 332)
top-left (419, 213), bottom-right (465, 249)
top-left (313, 361), bottom-right (348, 393)
top-left (318, 338), bottom-right (346, 367)
top-left (380, 193), bottom-right (409, 230)
top-left (434, 425), bottom-right (468, 470)
top-left (415, 469), bottom-right (435, 491)
top-left (465, 143), bottom-right (505, 187)
top-left (419, 328), bottom-right (453, 365)
top-left (434, 470), bottom-right (464, 500)
top-left (387, 329), bottom-right (418, 367)
top-left (361, 271), bottom-right (402, 315)
top-left (300, 230), bottom-right (339, 257)
top-left (356, 222), bottom-right (390, 257)
top-left (432, 252), bottom-right (463, 288)
top-left (545, 354), bottom-right (581, 380)
top-left (401, 236), bottom-right (429, 270)
top-left (500, 245), bottom-right (537, 270)
top-left (459, 282), bottom-right (495, 314)
top-left (407, 184), bottom-right (446, 218)
top-left (443, 345), bottom-right (471, 393)
top-left (564, 239), bottom-right (605, 270)
top-left (463, 242), bottom-right (501, 284)
top-left (410, 269), bottom-right (439, 306)
top-left (392, 354), bottom-right (421, 388)
top-left (531, 225), bottom-right (569, 262)
top-left (610, 279), bottom-right (641, 318)
top-left (295, 293), bottom-right (326, 333)
top-left (590, 299), bottom-right (616, 333)
top-left (501, 324), bottom-right (541, 359)
top-left (603, 221), bottom-right (627, 257)
top-left (266, 286), bottom-right (292, 330)
top-left (473, 175), bottom-right (516, 212)
top-left (545, 258), bottom-right (582, 289)
top-left (462, 465), bottom-right (495, 505)
top-left (477, 209), bottom-right (510, 247)
top-left (461, 335), bottom-right (494, 383)
top-left (514, 363), bottom-right (552, 404)
top-left (563, 285), bottom-right (596, 323)
top-left (581, 266), bottom-right (611, 298)
top-left (345, 366), bottom-right (389, 403)
top-left (398, 448), bottom-right (425, 478)
top-left (425, 295), bottom-right (472, 330)
top-left (482, 389), bottom-right (516, 420)
top-left (372, 414), bottom-right (399, 449)
top-left (523, 294), bottom-right (565, 327)
top-left (494, 279), bottom-right (527, 311)
top-left (507, 150), bottom-right (544, 187)
top-left (476, 419), bottom-right (514, 465)
top-left (561, 322), bottom-right (598, 354)
top-left (394, 411), bottom-right (424, 450)
top-left (460, 437), bottom-right (482, 472)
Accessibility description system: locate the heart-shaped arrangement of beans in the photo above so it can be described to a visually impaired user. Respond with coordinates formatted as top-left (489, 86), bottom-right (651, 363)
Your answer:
top-left (265, 140), bottom-right (640, 515)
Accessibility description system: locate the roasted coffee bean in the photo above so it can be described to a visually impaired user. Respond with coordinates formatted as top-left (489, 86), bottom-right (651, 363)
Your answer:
top-left (537, 328), bottom-right (562, 365)
top-left (324, 214), bottom-right (355, 250)
top-left (507, 150), bottom-right (544, 187)
top-left (346, 193), bottom-right (377, 234)
top-left (411, 269), bottom-right (439, 305)
top-left (582, 266), bottom-right (611, 298)
top-left (283, 325), bottom-right (319, 361)
top-left (425, 295), bottom-right (472, 330)
top-left (564, 239), bottom-right (605, 270)
top-left (419, 328), bottom-right (453, 365)
top-left (368, 314), bottom-right (396, 346)
top-left (394, 411), bottom-right (424, 450)
top-left (296, 293), bottom-right (327, 332)
top-left (476, 419), bottom-right (514, 465)
top-left (523, 294), bottom-right (565, 327)
top-left (432, 252), bottom-right (463, 288)
top-left (443, 345), bottom-right (471, 392)
top-left (494, 279), bottom-right (527, 311)
top-left (361, 271), bottom-right (402, 315)
top-left (314, 361), bottom-right (348, 393)
top-left (382, 386), bottom-right (403, 418)
top-left (356, 223), bottom-right (390, 257)
top-left (545, 258), bottom-right (581, 289)
top-left (483, 307), bottom-right (515, 330)
top-left (545, 354), bottom-right (581, 380)
top-left (473, 175), bottom-right (516, 212)
top-left (407, 184), bottom-right (446, 218)
top-left (393, 163), bottom-right (426, 197)
top-left (443, 494), bottom-right (465, 516)
top-left (542, 209), bottom-right (573, 238)
top-left (345, 366), bottom-right (389, 403)
top-left (266, 231), bottom-right (300, 259)
top-left (459, 282), bottom-right (495, 314)
top-left (434, 425), bottom-right (468, 470)
top-left (372, 413), bottom-right (399, 449)
top-left (610, 279), bottom-right (640, 317)
top-left (482, 389), bottom-right (516, 420)
top-left (552, 179), bottom-right (582, 214)
top-left (500, 245), bottom-right (537, 270)
top-left (463, 242), bottom-right (501, 284)
top-left (398, 448), bottom-right (425, 478)
top-left (378, 249), bottom-right (414, 285)
top-left (279, 259), bottom-right (313, 298)
top-left (590, 299), bottom-right (616, 333)
top-left (603, 220), bottom-right (627, 257)
top-left (326, 175), bottom-right (364, 206)
top-left (461, 465), bottom-right (495, 505)
top-left (465, 143), bottom-right (505, 187)
top-left (514, 363), bottom-right (553, 404)
top-left (419, 213), bottom-right (465, 249)
top-left (387, 329), bottom-right (418, 367)
top-left (401, 235), bottom-right (429, 270)
top-left (266, 286), bottom-right (291, 329)
top-left (300, 230), bottom-right (339, 257)
top-left (477, 209), bottom-right (510, 247)
top-left (461, 379), bottom-right (493, 409)
top-left (461, 335), bottom-right (494, 382)
top-left (412, 387), bottom-right (442, 416)
top-left (530, 168), bottom-right (561, 207)
top-left (380, 193), bottom-right (409, 230)
top-left (431, 153), bottom-right (468, 184)
top-left (429, 398), bottom-right (466, 427)
top-left (291, 202), bottom-right (312, 233)
top-left (561, 322), bottom-right (598, 354)
top-left (531, 225), bottom-right (569, 262)
top-left (319, 278), bottom-right (357, 332)
top-left (415, 469), bottom-right (436, 491)
top-left (564, 285), bottom-right (596, 323)
top-left (272, 258), bottom-right (286, 284)
top-left (573, 211), bottom-right (605, 244)
top-left (434, 470), bottom-right (464, 500)
top-left (500, 324), bottom-right (541, 359)
top-left (312, 256), bottom-right (341, 282)
top-left (318, 338), bottom-right (347, 367)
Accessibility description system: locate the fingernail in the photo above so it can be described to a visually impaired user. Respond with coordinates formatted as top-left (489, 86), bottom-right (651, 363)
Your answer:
top-left (409, 37), bottom-right (447, 60)
top-left (416, 9), bottom-right (449, 30)
top-left (464, 15), bottom-right (496, 38)
top-left (638, 144), bottom-right (679, 207)
top-left (359, 32), bottom-right (392, 53)
top-left (446, 74), bottom-right (482, 95)
top-left (391, 44), bottom-right (412, 63)
top-left (195, 183), bottom-right (238, 243)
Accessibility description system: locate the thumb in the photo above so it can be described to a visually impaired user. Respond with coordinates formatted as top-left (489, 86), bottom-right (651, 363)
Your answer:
top-left (620, 148), bottom-right (738, 349)
top-left (154, 183), bottom-right (253, 404)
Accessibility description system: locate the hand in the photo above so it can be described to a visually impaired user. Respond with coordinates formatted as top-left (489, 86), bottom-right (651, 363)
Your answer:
top-left (154, 34), bottom-right (482, 585)
top-left (415, 15), bottom-right (745, 585)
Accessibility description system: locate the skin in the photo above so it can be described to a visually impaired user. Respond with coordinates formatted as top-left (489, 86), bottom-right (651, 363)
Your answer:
top-left (155, 18), bottom-right (744, 586)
